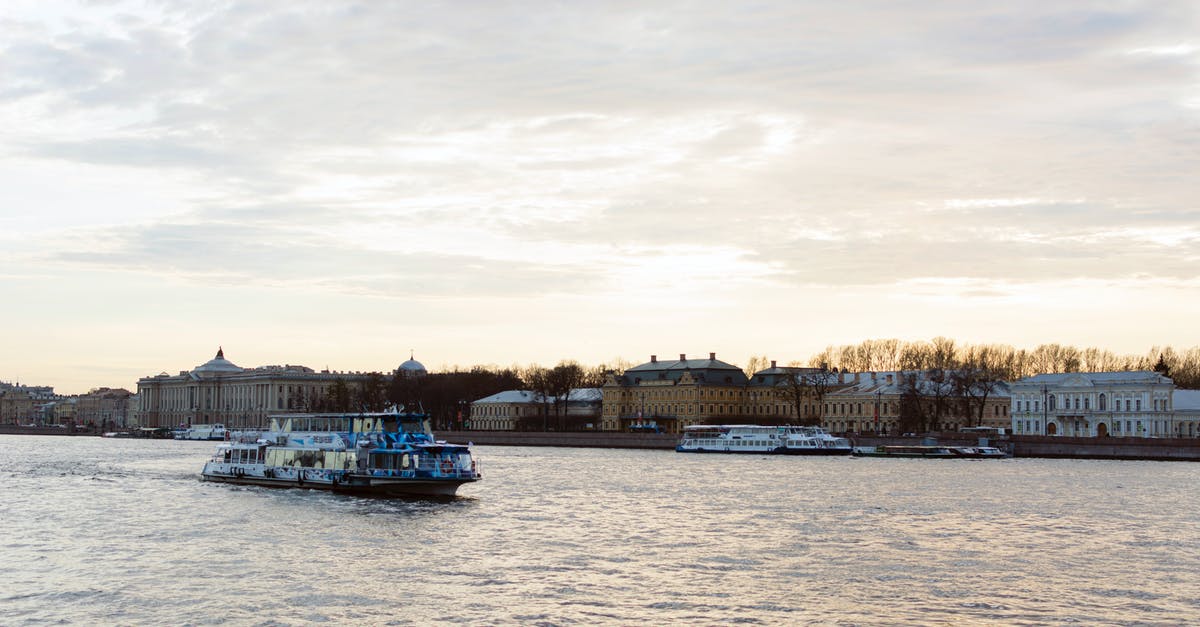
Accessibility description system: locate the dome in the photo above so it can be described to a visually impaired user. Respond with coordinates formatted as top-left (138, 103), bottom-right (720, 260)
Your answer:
top-left (397, 352), bottom-right (427, 377)
top-left (192, 347), bottom-right (243, 376)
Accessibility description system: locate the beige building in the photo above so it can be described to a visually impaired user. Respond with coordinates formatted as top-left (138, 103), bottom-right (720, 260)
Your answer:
top-left (601, 353), bottom-right (752, 433)
top-left (135, 348), bottom-right (373, 429)
top-left (822, 371), bottom-right (1011, 435)
top-left (75, 388), bottom-right (135, 429)
top-left (0, 383), bottom-right (58, 425)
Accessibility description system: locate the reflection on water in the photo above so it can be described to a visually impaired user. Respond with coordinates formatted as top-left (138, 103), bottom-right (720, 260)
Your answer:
top-left (2, 435), bottom-right (1199, 625)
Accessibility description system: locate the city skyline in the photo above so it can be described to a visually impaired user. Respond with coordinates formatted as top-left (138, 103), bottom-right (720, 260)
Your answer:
top-left (4, 2), bottom-right (1199, 394)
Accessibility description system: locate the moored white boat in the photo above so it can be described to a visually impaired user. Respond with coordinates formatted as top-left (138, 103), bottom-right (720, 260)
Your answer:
top-left (200, 412), bottom-right (479, 497)
top-left (676, 424), bottom-right (852, 455)
top-left (176, 423), bottom-right (227, 440)
top-left (852, 445), bottom-right (1009, 459)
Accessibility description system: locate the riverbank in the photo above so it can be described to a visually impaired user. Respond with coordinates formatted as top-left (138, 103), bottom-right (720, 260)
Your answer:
top-left (6, 424), bottom-right (1198, 461)
top-left (0, 424), bottom-right (98, 436)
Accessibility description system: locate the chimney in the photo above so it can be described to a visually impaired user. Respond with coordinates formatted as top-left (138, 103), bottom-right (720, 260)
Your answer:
top-left (771, 360), bottom-right (777, 369)
top-left (871, 371), bottom-right (877, 383)
top-left (709, 352), bottom-right (716, 360)
top-left (854, 372), bottom-right (860, 383)
top-left (886, 373), bottom-right (893, 385)
top-left (650, 355), bottom-right (657, 363)
top-left (680, 353), bottom-right (687, 361)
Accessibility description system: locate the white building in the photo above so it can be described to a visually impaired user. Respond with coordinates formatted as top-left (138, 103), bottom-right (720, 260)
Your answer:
top-left (470, 388), bottom-right (602, 431)
top-left (1009, 371), bottom-right (1191, 438)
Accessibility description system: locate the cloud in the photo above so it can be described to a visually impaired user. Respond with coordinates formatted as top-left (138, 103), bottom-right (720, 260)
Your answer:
top-left (3, 1), bottom-right (1200, 306)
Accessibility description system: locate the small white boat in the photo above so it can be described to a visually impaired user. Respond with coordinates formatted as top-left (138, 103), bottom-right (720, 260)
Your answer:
top-left (176, 423), bottom-right (227, 441)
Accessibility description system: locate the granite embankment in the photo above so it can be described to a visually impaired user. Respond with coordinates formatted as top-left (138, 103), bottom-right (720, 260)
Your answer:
top-left (442, 430), bottom-right (1200, 461)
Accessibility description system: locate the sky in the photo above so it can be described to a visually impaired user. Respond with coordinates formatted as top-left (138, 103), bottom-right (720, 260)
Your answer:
top-left (2, 1), bottom-right (1199, 394)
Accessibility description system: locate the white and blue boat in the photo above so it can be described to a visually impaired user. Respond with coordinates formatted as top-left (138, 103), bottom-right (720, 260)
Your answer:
top-left (201, 412), bottom-right (480, 497)
top-left (676, 424), bottom-right (852, 455)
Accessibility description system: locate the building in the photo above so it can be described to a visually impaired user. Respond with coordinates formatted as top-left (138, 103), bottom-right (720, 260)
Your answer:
top-left (822, 371), bottom-right (1010, 435)
top-left (1009, 371), bottom-right (1183, 437)
top-left (469, 390), bottom-right (543, 430)
top-left (601, 353), bottom-right (750, 433)
top-left (75, 388), bottom-right (134, 430)
top-left (602, 357), bottom-right (1013, 435)
top-left (470, 388), bottom-right (602, 431)
top-left (0, 383), bottom-right (58, 425)
top-left (1175, 390), bottom-right (1200, 438)
top-left (135, 348), bottom-right (374, 429)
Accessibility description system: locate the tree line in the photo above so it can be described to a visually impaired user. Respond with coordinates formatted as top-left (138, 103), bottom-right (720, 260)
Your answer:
top-left (795, 338), bottom-right (1200, 389)
top-left (297, 362), bottom-right (610, 430)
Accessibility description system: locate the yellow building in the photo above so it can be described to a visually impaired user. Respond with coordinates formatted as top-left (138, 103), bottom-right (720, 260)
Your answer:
top-left (823, 371), bottom-right (1011, 435)
top-left (601, 353), bottom-right (752, 433)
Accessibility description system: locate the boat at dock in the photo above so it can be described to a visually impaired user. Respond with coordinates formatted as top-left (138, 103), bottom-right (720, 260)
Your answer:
top-left (200, 412), bottom-right (480, 497)
top-left (176, 423), bottom-right (227, 441)
top-left (852, 445), bottom-right (1009, 458)
top-left (676, 424), bottom-right (852, 455)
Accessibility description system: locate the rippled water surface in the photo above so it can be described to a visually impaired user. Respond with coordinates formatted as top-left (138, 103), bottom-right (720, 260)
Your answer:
top-left (2, 434), bottom-right (1199, 625)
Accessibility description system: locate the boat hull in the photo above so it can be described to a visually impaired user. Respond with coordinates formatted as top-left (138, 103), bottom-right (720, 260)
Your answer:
top-left (201, 468), bottom-right (475, 497)
top-left (676, 446), bottom-right (851, 455)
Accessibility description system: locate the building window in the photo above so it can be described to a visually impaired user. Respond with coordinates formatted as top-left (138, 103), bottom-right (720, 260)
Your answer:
top-left (1099, 394), bottom-right (1106, 411)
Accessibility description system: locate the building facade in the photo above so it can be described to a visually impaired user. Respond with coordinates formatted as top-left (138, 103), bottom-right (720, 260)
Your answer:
top-left (601, 353), bottom-right (752, 433)
top-left (1009, 371), bottom-right (1186, 437)
top-left (469, 388), bottom-right (601, 431)
top-left (135, 348), bottom-right (373, 429)
top-left (75, 388), bottom-right (134, 430)
top-left (0, 383), bottom-right (58, 425)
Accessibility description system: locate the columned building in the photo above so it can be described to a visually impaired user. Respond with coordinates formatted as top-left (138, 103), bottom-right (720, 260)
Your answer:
top-left (135, 348), bottom-right (372, 429)
top-left (1009, 371), bottom-right (1180, 438)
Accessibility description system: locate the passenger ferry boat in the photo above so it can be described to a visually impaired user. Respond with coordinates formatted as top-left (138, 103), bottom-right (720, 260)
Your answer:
top-left (200, 412), bottom-right (479, 497)
top-left (176, 423), bottom-right (227, 441)
top-left (676, 424), bottom-right (853, 455)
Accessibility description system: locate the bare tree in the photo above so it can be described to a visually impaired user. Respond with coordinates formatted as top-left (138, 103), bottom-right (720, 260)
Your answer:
top-left (743, 355), bottom-right (771, 379)
top-left (774, 367), bottom-right (839, 426)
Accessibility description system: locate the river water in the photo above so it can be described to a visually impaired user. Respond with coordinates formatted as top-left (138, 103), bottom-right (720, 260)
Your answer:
top-left (1, 434), bottom-right (1198, 626)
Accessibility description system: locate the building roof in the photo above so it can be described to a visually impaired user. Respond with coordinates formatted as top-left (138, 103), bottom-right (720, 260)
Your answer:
top-left (474, 390), bottom-right (541, 404)
top-left (474, 388), bottom-right (603, 404)
top-left (620, 353), bottom-right (749, 386)
top-left (192, 347), bottom-right (242, 376)
top-left (397, 351), bottom-right (427, 375)
top-left (1013, 371), bottom-right (1172, 387)
top-left (1174, 390), bottom-right (1200, 411)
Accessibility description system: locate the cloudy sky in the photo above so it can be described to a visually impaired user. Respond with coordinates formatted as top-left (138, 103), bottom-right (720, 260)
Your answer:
top-left (3, 1), bottom-right (1199, 393)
